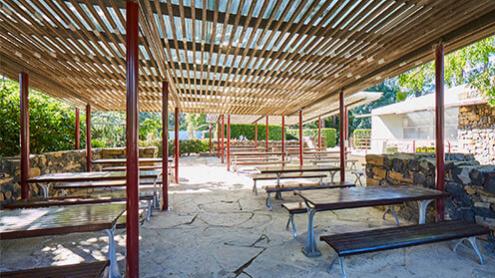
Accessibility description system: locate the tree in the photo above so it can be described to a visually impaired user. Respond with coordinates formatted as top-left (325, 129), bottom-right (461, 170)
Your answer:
top-left (185, 113), bottom-right (207, 139)
top-left (398, 36), bottom-right (495, 105)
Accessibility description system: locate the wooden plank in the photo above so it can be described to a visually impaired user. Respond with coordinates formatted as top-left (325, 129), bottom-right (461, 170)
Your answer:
top-left (0, 260), bottom-right (109, 278)
top-left (27, 170), bottom-right (161, 183)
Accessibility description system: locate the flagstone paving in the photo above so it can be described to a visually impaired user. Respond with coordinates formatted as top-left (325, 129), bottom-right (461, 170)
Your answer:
top-left (1, 156), bottom-right (494, 277)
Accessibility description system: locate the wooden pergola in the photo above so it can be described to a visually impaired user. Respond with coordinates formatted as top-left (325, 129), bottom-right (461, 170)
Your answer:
top-left (2, 1), bottom-right (495, 277)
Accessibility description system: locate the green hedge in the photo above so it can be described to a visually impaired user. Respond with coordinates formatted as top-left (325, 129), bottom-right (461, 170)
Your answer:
top-left (140, 139), bottom-right (209, 156)
top-left (352, 129), bottom-right (371, 138)
top-left (287, 128), bottom-right (336, 147)
top-left (0, 80), bottom-right (76, 156)
top-left (226, 124), bottom-right (284, 140)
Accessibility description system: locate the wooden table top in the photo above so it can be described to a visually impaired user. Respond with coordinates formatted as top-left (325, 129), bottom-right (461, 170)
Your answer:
top-left (0, 203), bottom-right (125, 239)
top-left (27, 170), bottom-right (161, 183)
top-left (232, 151), bottom-right (283, 156)
top-left (257, 165), bottom-right (340, 174)
top-left (295, 186), bottom-right (449, 211)
top-left (92, 158), bottom-right (172, 164)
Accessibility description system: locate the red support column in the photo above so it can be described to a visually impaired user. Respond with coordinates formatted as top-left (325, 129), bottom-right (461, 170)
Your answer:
top-left (221, 115), bottom-right (225, 163)
top-left (299, 110), bottom-right (303, 167)
top-left (254, 122), bottom-right (258, 147)
top-left (217, 120), bottom-right (220, 158)
top-left (435, 43), bottom-right (445, 221)
top-left (85, 104), bottom-right (92, 172)
top-left (174, 107), bottom-right (180, 183)
top-left (265, 116), bottom-right (269, 152)
top-left (75, 108), bottom-right (80, 149)
top-left (317, 116), bottom-right (322, 149)
top-left (339, 90), bottom-right (346, 182)
top-left (209, 124), bottom-right (212, 154)
top-left (227, 115), bottom-right (231, 171)
top-left (162, 81), bottom-right (169, 211)
top-left (281, 114), bottom-right (285, 161)
top-left (125, 1), bottom-right (139, 277)
top-left (344, 106), bottom-right (349, 156)
top-left (19, 72), bottom-right (30, 200)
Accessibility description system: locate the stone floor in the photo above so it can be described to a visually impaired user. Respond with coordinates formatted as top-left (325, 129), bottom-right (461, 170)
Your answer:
top-left (1, 156), bottom-right (494, 277)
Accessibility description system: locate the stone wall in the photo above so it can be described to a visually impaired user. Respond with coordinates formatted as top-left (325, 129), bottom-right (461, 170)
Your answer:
top-left (366, 153), bottom-right (495, 233)
top-left (458, 104), bottom-right (495, 165)
top-left (0, 146), bottom-right (158, 204)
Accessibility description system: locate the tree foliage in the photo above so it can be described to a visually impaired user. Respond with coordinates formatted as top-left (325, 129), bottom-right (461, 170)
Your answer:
top-left (398, 36), bottom-right (495, 105)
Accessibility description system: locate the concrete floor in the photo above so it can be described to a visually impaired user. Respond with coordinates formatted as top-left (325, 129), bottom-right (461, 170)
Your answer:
top-left (1, 156), bottom-right (494, 277)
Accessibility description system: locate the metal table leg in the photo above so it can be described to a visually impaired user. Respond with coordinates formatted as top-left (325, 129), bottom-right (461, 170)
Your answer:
top-left (105, 226), bottom-right (121, 278)
top-left (454, 237), bottom-right (485, 264)
top-left (275, 173), bottom-right (282, 200)
top-left (265, 193), bottom-right (273, 210)
top-left (302, 207), bottom-right (321, 257)
top-left (382, 206), bottom-right (400, 225)
top-left (252, 180), bottom-right (258, 195)
top-left (285, 214), bottom-right (297, 238)
top-left (40, 184), bottom-right (50, 198)
top-left (417, 199), bottom-right (433, 224)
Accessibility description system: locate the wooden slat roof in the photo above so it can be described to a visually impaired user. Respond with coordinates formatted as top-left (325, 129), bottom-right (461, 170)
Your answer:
top-left (1, 0), bottom-right (494, 115)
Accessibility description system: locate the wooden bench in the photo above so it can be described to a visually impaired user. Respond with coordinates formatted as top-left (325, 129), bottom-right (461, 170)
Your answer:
top-left (266, 181), bottom-right (355, 210)
top-left (235, 160), bottom-right (289, 172)
top-left (320, 221), bottom-right (490, 277)
top-left (0, 260), bottom-right (109, 278)
top-left (251, 172), bottom-right (328, 195)
top-left (102, 165), bottom-right (162, 171)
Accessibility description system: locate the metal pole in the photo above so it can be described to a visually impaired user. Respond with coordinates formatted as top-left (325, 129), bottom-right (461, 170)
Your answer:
top-left (162, 81), bottom-right (169, 211)
top-left (217, 119), bottom-right (220, 158)
top-left (209, 124), bottom-right (212, 154)
top-left (412, 140), bottom-right (416, 153)
top-left (86, 104), bottom-right (92, 172)
top-left (299, 110), bottom-right (303, 167)
top-left (254, 122), bottom-right (258, 147)
top-left (19, 72), bottom-right (30, 200)
top-left (125, 1), bottom-right (139, 276)
top-left (221, 115), bottom-right (225, 163)
top-left (317, 116), bottom-right (322, 149)
top-left (339, 90), bottom-right (346, 182)
top-left (345, 106), bottom-right (349, 155)
top-left (174, 107), bottom-right (180, 183)
top-left (227, 115), bottom-right (231, 171)
top-left (265, 115), bottom-right (269, 152)
top-left (435, 43), bottom-right (445, 221)
top-left (75, 108), bottom-right (80, 149)
top-left (281, 114), bottom-right (285, 161)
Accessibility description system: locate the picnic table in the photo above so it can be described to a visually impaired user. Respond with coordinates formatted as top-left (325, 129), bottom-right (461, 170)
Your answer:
top-left (232, 151), bottom-right (283, 157)
top-left (257, 165), bottom-right (340, 183)
top-left (27, 170), bottom-right (162, 198)
top-left (92, 158), bottom-right (171, 164)
top-left (0, 203), bottom-right (125, 277)
top-left (294, 186), bottom-right (449, 257)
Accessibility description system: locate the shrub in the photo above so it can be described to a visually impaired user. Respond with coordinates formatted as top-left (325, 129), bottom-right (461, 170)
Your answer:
top-left (416, 146), bottom-right (435, 153)
top-left (287, 128), bottom-right (337, 147)
top-left (227, 124), bottom-right (283, 140)
top-left (140, 139), bottom-right (209, 156)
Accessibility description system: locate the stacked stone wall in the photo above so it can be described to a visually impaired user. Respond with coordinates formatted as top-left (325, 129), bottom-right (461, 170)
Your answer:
top-left (366, 153), bottom-right (495, 234)
top-left (458, 104), bottom-right (495, 165)
top-left (0, 146), bottom-right (158, 204)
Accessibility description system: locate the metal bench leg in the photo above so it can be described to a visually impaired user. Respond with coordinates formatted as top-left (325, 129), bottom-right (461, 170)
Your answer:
top-left (285, 214), bottom-right (297, 238)
top-left (330, 172), bottom-right (336, 183)
top-left (382, 206), bottom-right (400, 225)
top-left (265, 193), bottom-right (273, 210)
top-left (252, 180), bottom-right (258, 195)
top-left (105, 226), bottom-right (121, 278)
top-left (146, 199), bottom-right (153, 221)
top-left (275, 191), bottom-right (283, 200)
top-left (338, 257), bottom-right (347, 278)
top-left (467, 237), bottom-right (484, 265)
top-left (417, 200), bottom-right (433, 224)
top-left (40, 184), bottom-right (49, 198)
top-left (302, 207), bottom-right (321, 257)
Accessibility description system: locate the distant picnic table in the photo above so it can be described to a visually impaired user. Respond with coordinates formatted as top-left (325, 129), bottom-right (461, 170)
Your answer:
top-left (0, 203), bottom-right (125, 277)
top-left (257, 165), bottom-right (340, 182)
top-left (28, 170), bottom-right (161, 183)
top-left (92, 158), bottom-right (171, 165)
top-left (294, 186), bottom-right (449, 257)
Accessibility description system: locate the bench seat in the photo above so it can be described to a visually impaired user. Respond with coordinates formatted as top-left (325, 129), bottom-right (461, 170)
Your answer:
top-left (252, 172), bottom-right (327, 181)
top-left (0, 260), bottom-right (109, 278)
top-left (102, 165), bottom-right (162, 171)
top-left (320, 221), bottom-right (490, 276)
top-left (265, 181), bottom-right (354, 193)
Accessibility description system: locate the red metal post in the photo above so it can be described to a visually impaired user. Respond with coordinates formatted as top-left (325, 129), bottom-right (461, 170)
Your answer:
top-left (265, 116), bottom-right (269, 152)
top-left (125, 1), bottom-right (139, 277)
top-left (435, 43), bottom-right (445, 221)
top-left (75, 108), bottom-right (80, 149)
top-left (412, 140), bottom-right (416, 153)
top-left (85, 104), bottom-right (92, 172)
top-left (174, 107), bottom-right (180, 183)
top-left (281, 114), bottom-right (285, 161)
top-left (339, 90), bottom-right (346, 182)
top-left (162, 81), bottom-right (169, 211)
top-left (317, 116), bottom-right (322, 149)
top-left (19, 72), bottom-right (30, 200)
top-left (227, 115), bottom-right (231, 171)
top-left (209, 124), bottom-right (212, 154)
top-left (220, 115), bottom-right (225, 163)
top-left (254, 122), bottom-right (258, 147)
top-left (299, 110), bottom-right (303, 167)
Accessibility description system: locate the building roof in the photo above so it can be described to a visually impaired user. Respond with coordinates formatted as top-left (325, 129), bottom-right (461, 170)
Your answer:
top-left (371, 85), bottom-right (488, 116)
top-left (1, 1), bottom-right (494, 115)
